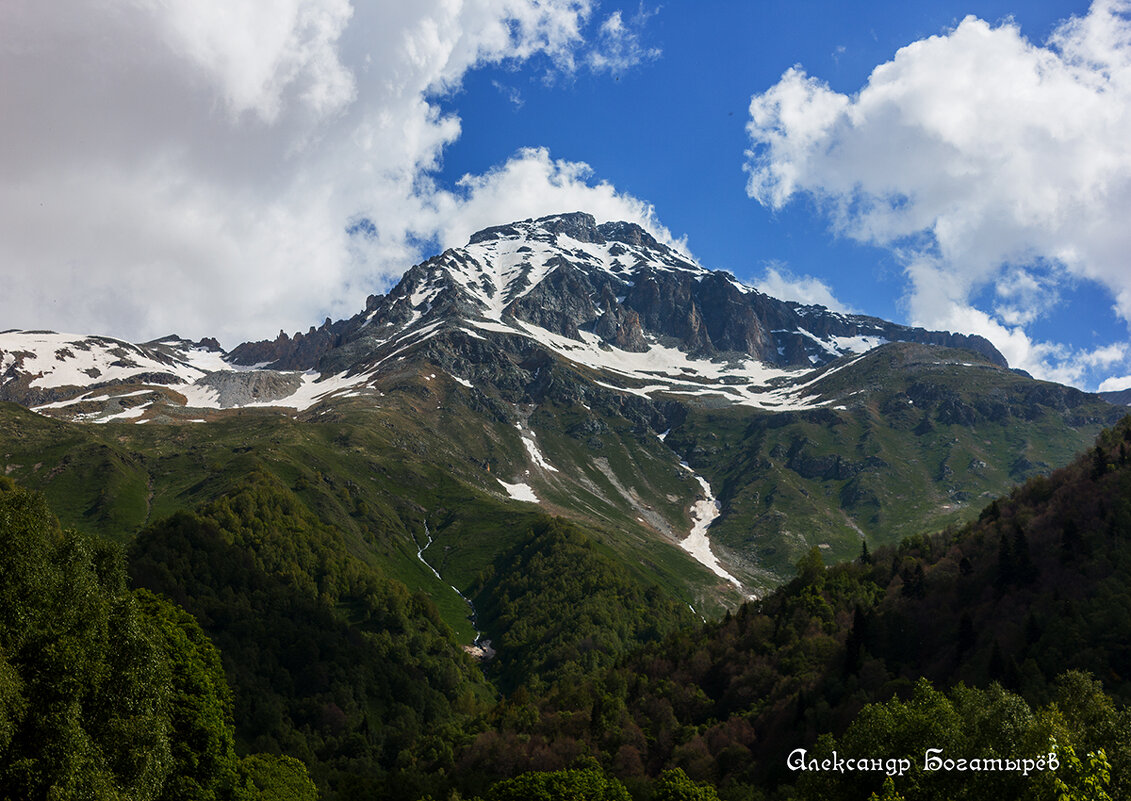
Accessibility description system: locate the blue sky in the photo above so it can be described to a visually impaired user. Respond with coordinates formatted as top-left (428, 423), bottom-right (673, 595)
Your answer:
top-left (2, 1), bottom-right (1129, 390)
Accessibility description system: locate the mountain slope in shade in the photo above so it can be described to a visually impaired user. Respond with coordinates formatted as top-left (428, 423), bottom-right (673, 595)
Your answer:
top-left (667, 341), bottom-right (1124, 580)
top-left (1101, 388), bottom-right (1131, 406)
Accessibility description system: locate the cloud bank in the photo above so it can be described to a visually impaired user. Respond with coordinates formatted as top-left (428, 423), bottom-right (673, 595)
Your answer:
top-left (0, 0), bottom-right (663, 346)
top-left (745, 0), bottom-right (1131, 388)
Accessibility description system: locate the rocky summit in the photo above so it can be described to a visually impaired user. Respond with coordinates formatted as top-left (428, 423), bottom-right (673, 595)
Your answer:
top-left (231, 211), bottom-right (1005, 378)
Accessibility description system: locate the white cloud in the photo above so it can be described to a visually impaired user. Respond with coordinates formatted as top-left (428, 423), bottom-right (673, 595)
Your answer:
top-left (586, 7), bottom-right (662, 74)
top-left (0, 0), bottom-right (664, 347)
top-left (492, 80), bottom-right (525, 108)
top-left (1081, 342), bottom-right (1130, 367)
top-left (745, 0), bottom-right (1131, 389)
top-left (752, 263), bottom-right (853, 312)
top-left (143, 0), bottom-right (357, 122)
top-left (426, 147), bottom-right (685, 253)
top-left (1099, 374), bottom-right (1131, 392)
top-left (992, 265), bottom-right (1063, 327)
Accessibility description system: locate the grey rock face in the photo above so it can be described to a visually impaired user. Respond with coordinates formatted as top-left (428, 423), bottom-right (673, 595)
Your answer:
top-left (226, 319), bottom-right (345, 370)
top-left (195, 370), bottom-right (305, 408)
top-left (597, 220), bottom-right (661, 250)
top-left (506, 260), bottom-right (601, 340)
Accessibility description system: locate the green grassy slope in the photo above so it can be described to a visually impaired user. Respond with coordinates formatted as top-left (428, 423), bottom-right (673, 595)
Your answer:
top-left (0, 367), bottom-right (723, 634)
top-left (665, 344), bottom-right (1124, 589)
top-left (2, 341), bottom-right (1121, 611)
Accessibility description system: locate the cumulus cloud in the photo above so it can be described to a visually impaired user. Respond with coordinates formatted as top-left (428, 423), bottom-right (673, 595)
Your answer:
top-left (426, 147), bottom-right (684, 252)
top-left (143, 0), bottom-right (358, 122)
top-left (752, 263), bottom-right (853, 312)
top-left (0, 0), bottom-right (663, 346)
top-left (745, 0), bottom-right (1131, 388)
top-left (1099, 374), bottom-right (1131, 392)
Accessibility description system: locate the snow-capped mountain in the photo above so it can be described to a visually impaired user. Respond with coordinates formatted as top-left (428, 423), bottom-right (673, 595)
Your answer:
top-left (232, 212), bottom-right (1004, 381)
top-left (2, 211), bottom-right (1005, 423)
top-left (2, 211), bottom-right (1122, 597)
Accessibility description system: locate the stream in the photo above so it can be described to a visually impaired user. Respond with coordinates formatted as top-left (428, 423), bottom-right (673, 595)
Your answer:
top-left (416, 522), bottom-right (494, 659)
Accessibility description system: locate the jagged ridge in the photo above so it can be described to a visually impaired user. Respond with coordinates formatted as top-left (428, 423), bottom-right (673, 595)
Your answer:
top-left (230, 212), bottom-right (1006, 375)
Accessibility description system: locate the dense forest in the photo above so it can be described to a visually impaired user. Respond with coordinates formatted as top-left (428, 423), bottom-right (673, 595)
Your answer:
top-left (0, 476), bottom-right (318, 799)
top-left (445, 417), bottom-right (1131, 800)
top-left (4, 416), bottom-right (1131, 799)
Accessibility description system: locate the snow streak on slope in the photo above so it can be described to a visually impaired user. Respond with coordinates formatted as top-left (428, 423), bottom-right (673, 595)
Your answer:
top-left (678, 463), bottom-right (747, 594)
top-left (470, 319), bottom-right (828, 411)
top-left (516, 423), bottom-right (559, 473)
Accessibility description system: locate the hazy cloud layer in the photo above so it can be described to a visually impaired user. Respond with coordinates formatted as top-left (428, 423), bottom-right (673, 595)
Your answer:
top-left (745, 0), bottom-right (1131, 388)
top-left (0, 0), bottom-right (663, 346)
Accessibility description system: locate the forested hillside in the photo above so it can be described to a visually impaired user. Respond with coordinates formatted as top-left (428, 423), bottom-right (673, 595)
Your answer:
top-left (469, 518), bottom-right (693, 693)
top-left (5, 416), bottom-right (1131, 800)
top-left (0, 477), bottom-right (318, 800)
top-left (128, 471), bottom-right (498, 800)
top-left (445, 415), bottom-right (1131, 800)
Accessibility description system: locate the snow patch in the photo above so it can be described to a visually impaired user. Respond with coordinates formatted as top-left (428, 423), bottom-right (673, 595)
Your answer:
top-left (100, 405), bottom-right (149, 422)
top-left (468, 318), bottom-right (826, 411)
top-left (498, 479), bottom-right (539, 503)
top-left (224, 371), bottom-right (370, 412)
top-left (517, 424), bottom-right (559, 473)
top-left (1, 330), bottom-right (206, 389)
top-left (829, 334), bottom-right (889, 354)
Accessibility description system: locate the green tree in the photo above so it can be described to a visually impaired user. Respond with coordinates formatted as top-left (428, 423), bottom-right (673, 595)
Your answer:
top-left (653, 767), bottom-right (721, 801)
top-left (241, 754), bottom-right (319, 801)
top-left (0, 483), bottom-right (172, 800)
top-left (136, 590), bottom-right (243, 801)
top-left (1050, 742), bottom-right (1113, 801)
top-left (483, 767), bottom-right (630, 801)
top-left (795, 547), bottom-right (826, 586)
top-left (867, 777), bottom-right (905, 801)
top-left (0, 481), bottom-right (317, 801)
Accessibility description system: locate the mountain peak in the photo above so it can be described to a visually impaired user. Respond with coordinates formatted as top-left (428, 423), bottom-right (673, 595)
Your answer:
top-left (467, 212), bottom-right (662, 252)
top-left (225, 210), bottom-right (1009, 385)
top-left (468, 212), bottom-right (598, 246)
